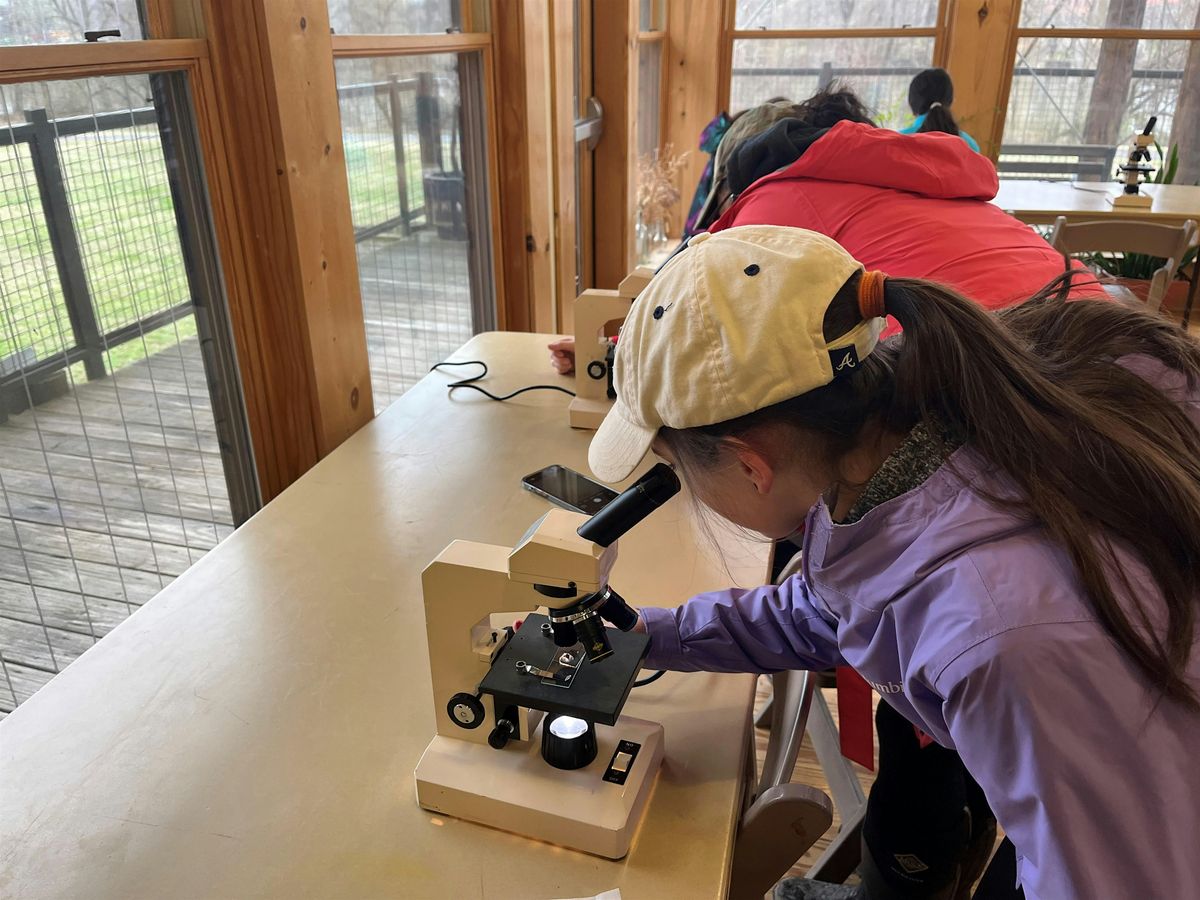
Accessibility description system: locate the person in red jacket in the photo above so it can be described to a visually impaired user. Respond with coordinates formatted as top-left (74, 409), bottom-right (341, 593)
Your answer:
top-left (703, 89), bottom-right (1106, 339)
top-left (547, 86), bottom-right (1105, 374)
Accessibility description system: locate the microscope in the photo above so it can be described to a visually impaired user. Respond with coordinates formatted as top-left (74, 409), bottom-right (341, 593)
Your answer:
top-left (415, 464), bottom-right (680, 858)
top-left (1110, 116), bottom-right (1157, 210)
top-left (568, 266), bottom-right (654, 430)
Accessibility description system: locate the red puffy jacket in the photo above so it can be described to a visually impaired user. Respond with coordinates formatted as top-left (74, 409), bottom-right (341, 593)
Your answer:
top-left (709, 121), bottom-right (1106, 335)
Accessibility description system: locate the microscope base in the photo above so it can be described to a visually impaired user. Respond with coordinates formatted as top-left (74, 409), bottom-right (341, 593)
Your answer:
top-left (568, 396), bottom-right (613, 430)
top-left (1110, 191), bottom-right (1153, 208)
top-left (415, 716), bottom-right (664, 859)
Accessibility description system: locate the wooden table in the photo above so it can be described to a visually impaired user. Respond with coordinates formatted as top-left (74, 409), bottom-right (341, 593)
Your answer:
top-left (992, 180), bottom-right (1200, 227)
top-left (0, 333), bottom-right (767, 900)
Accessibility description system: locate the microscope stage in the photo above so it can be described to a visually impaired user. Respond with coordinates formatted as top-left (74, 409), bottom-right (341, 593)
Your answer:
top-left (479, 613), bottom-right (650, 726)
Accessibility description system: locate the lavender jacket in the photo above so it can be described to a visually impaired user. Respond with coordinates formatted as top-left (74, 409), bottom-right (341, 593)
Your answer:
top-left (641, 358), bottom-right (1200, 899)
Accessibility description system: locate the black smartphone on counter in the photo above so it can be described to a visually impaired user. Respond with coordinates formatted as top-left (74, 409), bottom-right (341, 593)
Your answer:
top-left (522, 464), bottom-right (619, 515)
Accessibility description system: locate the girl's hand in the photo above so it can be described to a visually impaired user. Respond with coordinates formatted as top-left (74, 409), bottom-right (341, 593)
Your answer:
top-left (548, 338), bottom-right (576, 376)
top-left (632, 612), bottom-right (647, 634)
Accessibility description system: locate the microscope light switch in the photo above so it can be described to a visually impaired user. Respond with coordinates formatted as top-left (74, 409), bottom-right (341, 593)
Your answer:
top-left (602, 739), bottom-right (642, 785)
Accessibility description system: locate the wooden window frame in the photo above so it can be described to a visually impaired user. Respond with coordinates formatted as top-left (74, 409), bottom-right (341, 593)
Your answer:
top-left (328, 31), bottom-right (509, 330)
top-left (718, 0), bottom-right (952, 112)
top-left (1, 4), bottom-right (386, 501)
top-left (0, 39), bottom-right (209, 84)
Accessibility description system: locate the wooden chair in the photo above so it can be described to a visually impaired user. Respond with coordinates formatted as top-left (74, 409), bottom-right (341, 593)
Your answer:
top-left (751, 544), bottom-right (869, 889)
top-left (1049, 216), bottom-right (1199, 313)
top-left (729, 544), bottom-right (836, 899)
top-left (731, 669), bottom-right (834, 900)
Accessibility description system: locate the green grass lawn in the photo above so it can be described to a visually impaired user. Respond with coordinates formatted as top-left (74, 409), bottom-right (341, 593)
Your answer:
top-left (0, 126), bottom-right (196, 375)
top-left (1, 120), bottom-right (431, 384)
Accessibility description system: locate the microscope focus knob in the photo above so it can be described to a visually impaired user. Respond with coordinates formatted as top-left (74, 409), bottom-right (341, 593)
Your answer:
top-left (447, 692), bottom-right (485, 729)
top-left (586, 360), bottom-right (607, 380)
top-left (488, 717), bottom-right (517, 750)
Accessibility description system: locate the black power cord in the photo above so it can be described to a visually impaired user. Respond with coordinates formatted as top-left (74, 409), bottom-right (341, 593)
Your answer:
top-left (633, 670), bottom-right (665, 688)
top-left (430, 360), bottom-right (576, 402)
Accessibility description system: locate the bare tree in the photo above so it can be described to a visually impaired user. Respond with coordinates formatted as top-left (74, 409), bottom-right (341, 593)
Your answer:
top-left (1174, 3), bottom-right (1200, 184)
top-left (1082, 0), bottom-right (1148, 146)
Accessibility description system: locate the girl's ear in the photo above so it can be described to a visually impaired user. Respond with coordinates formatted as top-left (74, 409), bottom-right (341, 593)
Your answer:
top-left (724, 437), bottom-right (776, 496)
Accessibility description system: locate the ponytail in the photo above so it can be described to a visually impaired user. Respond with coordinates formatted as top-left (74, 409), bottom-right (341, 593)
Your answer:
top-left (662, 270), bottom-right (1200, 710)
top-left (909, 68), bottom-right (961, 137)
top-left (917, 103), bottom-right (961, 137)
top-left (883, 275), bottom-right (1200, 710)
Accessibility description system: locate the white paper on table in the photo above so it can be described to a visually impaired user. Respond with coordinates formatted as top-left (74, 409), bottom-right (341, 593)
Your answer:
top-left (553, 890), bottom-right (622, 900)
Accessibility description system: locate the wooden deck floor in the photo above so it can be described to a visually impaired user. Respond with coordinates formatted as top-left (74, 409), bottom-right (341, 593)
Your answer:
top-left (0, 335), bottom-right (234, 716)
top-left (0, 230), bottom-right (476, 716)
top-left (357, 229), bottom-right (474, 411)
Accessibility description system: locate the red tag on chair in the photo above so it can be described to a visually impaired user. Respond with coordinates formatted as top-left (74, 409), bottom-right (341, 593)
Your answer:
top-left (836, 666), bottom-right (875, 771)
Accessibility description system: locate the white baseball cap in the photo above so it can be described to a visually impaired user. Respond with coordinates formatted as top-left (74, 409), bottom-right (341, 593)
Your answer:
top-left (588, 225), bottom-right (885, 483)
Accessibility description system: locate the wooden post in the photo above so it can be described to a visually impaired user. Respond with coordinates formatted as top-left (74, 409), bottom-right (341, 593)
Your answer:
top-left (662, 0), bottom-right (723, 238)
top-left (415, 70), bottom-right (444, 172)
top-left (387, 75), bottom-right (413, 236)
top-left (201, 0), bottom-right (373, 499)
top-left (592, 0), bottom-right (636, 289)
top-left (24, 108), bottom-right (107, 382)
top-left (490, 0), bottom-right (536, 333)
top-left (941, 0), bottom-right (1023, 160)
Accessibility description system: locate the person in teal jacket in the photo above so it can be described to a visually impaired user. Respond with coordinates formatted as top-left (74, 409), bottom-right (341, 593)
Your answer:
top-left (899, 68), bottom-right (980, 152)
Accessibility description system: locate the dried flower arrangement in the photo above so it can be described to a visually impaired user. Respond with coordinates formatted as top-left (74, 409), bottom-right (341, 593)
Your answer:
top-left (636, 144), bottom-right (688, 236)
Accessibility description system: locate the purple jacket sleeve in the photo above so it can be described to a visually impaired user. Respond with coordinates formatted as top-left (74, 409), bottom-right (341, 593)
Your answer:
top-left (640, 573), bottom-right (844, 673)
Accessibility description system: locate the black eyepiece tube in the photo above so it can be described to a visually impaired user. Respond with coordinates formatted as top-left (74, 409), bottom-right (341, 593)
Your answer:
top-left (1142, 116), bottom-right (1157, 135)
top-left (576, 463), bottom-right (681, 548)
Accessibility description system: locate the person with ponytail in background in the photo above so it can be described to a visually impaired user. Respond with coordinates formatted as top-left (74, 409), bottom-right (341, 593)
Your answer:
top-left (588, 225), bottom-right (1200, 900)
top-left (900, 68), bottom-right (980, 152)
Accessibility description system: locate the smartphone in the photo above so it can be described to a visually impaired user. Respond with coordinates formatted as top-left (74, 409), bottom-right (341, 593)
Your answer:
top-left (522, 464), bottom-right (619, 515)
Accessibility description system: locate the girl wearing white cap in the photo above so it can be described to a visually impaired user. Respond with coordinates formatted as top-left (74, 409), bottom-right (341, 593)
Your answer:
top-left (588, 225), bottom-right (1200, 900)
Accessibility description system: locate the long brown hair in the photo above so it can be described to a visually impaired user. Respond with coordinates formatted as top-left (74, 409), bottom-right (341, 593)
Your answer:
top-left (660, 273), bottom-right (1200, 709)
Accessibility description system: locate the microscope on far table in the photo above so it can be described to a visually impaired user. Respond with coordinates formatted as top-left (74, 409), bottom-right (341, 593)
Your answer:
top-left (415, 464), bottom-right (680, 858)
top-left (1110, 116), bottom-right (1158, 210)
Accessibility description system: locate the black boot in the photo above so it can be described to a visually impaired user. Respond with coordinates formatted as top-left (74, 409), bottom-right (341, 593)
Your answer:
top-left (773, 831), bottom-right (963, 900)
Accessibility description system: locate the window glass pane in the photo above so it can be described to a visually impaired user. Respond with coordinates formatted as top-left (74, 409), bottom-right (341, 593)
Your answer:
top-left (1020, 0), bottom-right (1199, 31)
top-left (327, 0), bottom-right (461, 34)
top-left (0, 74), bottom-right (252, 715)
top-left (0, 0), bottom-right (144, 45)
top-left (1002, 37), bottom-right (1196, 180)
top-left (730, 37), bottom-right (936, 124)
top-left (734, 0), bottom-right (938, 30)
top-left (636, 41), bottom-right (662, 159)
top-left (335, 54), bottom-right (495, 413)
top-left (639, 0), bottom-right (664, 31)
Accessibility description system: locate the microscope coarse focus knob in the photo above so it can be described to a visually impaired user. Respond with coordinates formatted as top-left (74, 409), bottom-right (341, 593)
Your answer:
top-left (488, 717), bottom-right (517, 749)
top-left (446, 692), bottom-right (485, 729)
top-left (586, 359), bottom-right (607, 380)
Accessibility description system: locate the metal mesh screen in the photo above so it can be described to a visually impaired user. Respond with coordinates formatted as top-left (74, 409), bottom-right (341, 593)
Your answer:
top-left (0, 74), bottom-right (239, 716)
top-left (1001, 37), bottom-right (1193, 180)
top-left (335, 55), bottom-right (484, 414)
top-left (730, 37), bottom-right (936, 123)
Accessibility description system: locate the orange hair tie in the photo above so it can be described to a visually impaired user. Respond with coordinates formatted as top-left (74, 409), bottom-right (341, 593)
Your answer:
top-left (858, 269), bottom-right (887, 320)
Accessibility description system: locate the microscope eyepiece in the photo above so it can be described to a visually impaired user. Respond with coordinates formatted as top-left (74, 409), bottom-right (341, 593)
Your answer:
top-left (576, 463), bottom-right (680, 548)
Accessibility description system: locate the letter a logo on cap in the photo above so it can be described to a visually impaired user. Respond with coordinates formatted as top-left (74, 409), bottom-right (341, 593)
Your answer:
top-left (829, 345), bottom-right (859, 374)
